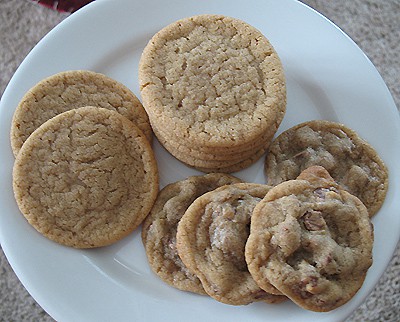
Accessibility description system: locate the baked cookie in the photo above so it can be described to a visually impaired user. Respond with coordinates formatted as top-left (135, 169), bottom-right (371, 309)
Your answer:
top-left (151, 120), bottom-right (268, 161)
top-left (139, 14), bottom-right (286, 171)
top-left (150, 112), bottom-right (275, 156)
top-left (246, 166), bottom-right (374, 312)
top-left (193, 145), bottom-right (270, 174)
top-left (176, 183), bottom-right (286, 305)
top-left (13, 106), bottom-right (159, 248)
top-left (153, 119), bottom-right (277, 160)
top-left (11, 70), bottom-right (152, 157)
top-left (264, 120), bottom-right (388, 216)
top-left (141, 173), bottom-right (242, 294)
top-left (156, 133), bottom-right (270, 174)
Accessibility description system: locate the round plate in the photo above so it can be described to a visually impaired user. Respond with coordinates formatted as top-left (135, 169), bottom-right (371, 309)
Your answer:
top-left (0, 0), bottom-right (399, 321)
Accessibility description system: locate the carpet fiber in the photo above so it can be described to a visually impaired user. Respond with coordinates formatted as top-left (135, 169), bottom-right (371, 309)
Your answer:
top-left (0, 0), bottom-right (399, 321)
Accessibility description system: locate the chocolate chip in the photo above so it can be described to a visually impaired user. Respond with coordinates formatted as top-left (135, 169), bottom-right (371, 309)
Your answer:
top-left (314, 187), bottom-right (338, 199)
top-left (314, 188), bottom-right (329, 199)
top-left (302, 211), bottom-right (326, 231)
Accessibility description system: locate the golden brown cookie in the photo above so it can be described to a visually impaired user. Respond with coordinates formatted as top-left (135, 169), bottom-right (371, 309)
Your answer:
top-left (264, 120), bottom-right (388, 216)
top-left (150, 116), bottom-right (272, 157)
top-left (152, 115), bottom-right (279, 173)
top-left (11, 70), bottom-right (152, 157)
top-left (13, 106), bottom-right (159, 248)
top-left (141, 173), bottom-right (242, 294)
top-left (176, 183), bottom-right (286, 305)
top-left (245, 166), bottom-right (374, 312)
top-left (139, 14), bottom-right (286, 172)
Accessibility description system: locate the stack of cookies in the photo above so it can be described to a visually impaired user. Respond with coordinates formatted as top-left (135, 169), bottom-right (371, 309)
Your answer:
top-left (139, 14), bottom-right (286, 173)
top-left (11, 70), bottom-right (159, 248)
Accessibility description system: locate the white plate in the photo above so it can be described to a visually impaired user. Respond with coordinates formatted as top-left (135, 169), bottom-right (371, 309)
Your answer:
top-left (0, 0), bottom-right (399, 321)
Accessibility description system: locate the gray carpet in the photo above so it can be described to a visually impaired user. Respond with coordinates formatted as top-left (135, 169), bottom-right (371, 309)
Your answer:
top-left (0, 0), bottom-right (399, 321)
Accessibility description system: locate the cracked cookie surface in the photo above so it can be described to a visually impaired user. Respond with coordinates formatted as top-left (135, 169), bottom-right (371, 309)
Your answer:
top-left (176, 183), bottom-right (286, 305)
top-left (13, 106), bottom-right (158, 248)
top-left (139, 14), bottom-right (286, 148)
top-left (264, 120), bottom-right (388, 216)
top-left (141, 173), bottom-right (241, 294)
top-left (11, 70), bottom-right (151, 157)
top-left (246, 166), bottom-right (374, 312)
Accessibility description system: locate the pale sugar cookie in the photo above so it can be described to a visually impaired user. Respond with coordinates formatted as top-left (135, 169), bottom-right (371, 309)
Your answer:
top-left (13, 106), bottom-right (158, 248)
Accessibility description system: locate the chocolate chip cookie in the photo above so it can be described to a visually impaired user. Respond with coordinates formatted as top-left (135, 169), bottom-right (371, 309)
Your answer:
top-left (141, 173), bottom-right (241, 294)
top-left (176, 183), bottom-right (286, 305)
top-left (264, 120), bottom-right (388, 216)
top-left (246, 166), bottom-right (374, 312)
